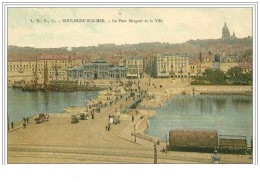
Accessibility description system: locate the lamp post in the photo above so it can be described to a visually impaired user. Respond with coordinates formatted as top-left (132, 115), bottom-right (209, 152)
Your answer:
top-left (45, 101), bottom-right (48, 114)
top-left (134, 124), bottom-right (136, 143)
top-left (181, 69), bottom-right (184, 82)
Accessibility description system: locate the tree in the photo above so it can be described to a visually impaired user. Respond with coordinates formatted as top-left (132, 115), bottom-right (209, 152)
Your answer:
top-left (226, 67), bottom-right (243, 82)
top-left (202, 69), bottom-right (226, 84)
top-left (243, 70), bottom-right (253, 84)
top-left (227, 67), bottom-right (252, 85)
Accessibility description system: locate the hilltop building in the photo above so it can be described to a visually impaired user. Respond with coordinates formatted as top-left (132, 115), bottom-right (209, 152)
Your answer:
top-left (222, 22), bottom-right (237, 41)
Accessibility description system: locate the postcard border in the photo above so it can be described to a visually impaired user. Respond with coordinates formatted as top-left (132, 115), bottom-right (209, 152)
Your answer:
top-left (1, 2), bottom-right (258, 165)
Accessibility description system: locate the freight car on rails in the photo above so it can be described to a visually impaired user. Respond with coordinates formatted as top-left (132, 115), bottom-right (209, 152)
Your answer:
top-left (168, 129), bottom-right (251, 154)
top-left (169, 129), bottom-right (218, 152)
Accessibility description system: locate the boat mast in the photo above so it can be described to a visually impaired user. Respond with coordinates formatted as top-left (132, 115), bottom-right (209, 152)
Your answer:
top-left (44, 61), bottom-right (49, 87)
top-left (34, 55), bottom-right (38, 88)
top-left (55, 63), bottom-right (58, 82)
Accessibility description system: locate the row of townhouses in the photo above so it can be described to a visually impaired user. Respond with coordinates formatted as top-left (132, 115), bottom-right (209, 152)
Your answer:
top-left (150, 53), bottom-right (252, 78)
top-left (7, 54), bottom-right (83, 85)
top-left (7, 52), bottom-right (252, 85)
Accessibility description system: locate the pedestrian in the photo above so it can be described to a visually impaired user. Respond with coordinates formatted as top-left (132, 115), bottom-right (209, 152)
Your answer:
top-left (11, 121), bottom-right (14, 129)
top-left (132, 115), bottom-right (134, 122)
top-left (212, 149), bottom-right (221, 164)
top-left (110, 117), bottom-right (113, 125)
top-left (91, 111), bottom-right (94, 119)
top-left (108, 123), bottom-right (111, 131)
top-left (23, 122), bottom-right (26, 129)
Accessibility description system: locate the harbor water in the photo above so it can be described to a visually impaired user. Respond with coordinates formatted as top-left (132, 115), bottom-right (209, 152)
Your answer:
top-left (146, 94), bottom-right (253, 143)
top-left (7, 88), bottom-right (99, 123)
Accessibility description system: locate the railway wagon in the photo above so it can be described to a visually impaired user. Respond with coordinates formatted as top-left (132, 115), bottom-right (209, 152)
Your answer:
top-left (219, 135), bottom-right (248, 153)
top-left (169, 129), bottom-right (218, 151)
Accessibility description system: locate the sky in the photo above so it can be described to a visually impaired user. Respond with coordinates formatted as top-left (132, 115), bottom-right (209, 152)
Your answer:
top-left (7, 8), bottom-right (253, 48)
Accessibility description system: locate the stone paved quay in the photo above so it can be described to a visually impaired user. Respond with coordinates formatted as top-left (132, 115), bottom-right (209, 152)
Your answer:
top-left (8, 77), bottom-right (253, 163)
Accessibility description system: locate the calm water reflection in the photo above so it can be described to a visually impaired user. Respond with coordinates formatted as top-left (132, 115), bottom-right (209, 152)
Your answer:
top-left (8, 88), bottom-right (99, 122)
top-left (146, 95), bottom-right (253, 143)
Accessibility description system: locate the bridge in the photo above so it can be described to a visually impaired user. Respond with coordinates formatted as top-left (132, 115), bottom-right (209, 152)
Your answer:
top-left (120, 94), bottom-right (147, 113)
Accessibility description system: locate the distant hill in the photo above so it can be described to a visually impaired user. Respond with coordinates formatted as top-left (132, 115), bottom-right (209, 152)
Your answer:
top-left (8, 37), bottom-right (253, 63)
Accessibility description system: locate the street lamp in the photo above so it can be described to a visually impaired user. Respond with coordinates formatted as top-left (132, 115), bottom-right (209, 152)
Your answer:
top-left (45, 101), bottom-right (48, 114)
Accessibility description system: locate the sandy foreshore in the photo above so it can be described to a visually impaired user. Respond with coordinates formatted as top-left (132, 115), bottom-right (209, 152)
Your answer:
top-left (7, 77), bottom-right (253, 164)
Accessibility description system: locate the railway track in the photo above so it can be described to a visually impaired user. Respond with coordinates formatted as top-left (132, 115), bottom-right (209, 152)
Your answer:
top-left (8, 143), bottom-right (211, 164)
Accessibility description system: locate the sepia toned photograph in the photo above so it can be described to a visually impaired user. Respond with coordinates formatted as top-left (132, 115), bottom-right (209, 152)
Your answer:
top-left (5, 5), bottom-right (254, 164)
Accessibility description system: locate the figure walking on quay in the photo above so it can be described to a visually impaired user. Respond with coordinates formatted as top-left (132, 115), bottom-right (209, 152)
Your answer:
top-left (212, 149), bottom-right (221, 164)
top-left (107, 123), bottom-right (111, 131)
top-left (110, 116), bottom-right (114, 125)
top-left (23, 121), bottom-right (26, 129)
top-left (91, 110), bottom-right (95, 119)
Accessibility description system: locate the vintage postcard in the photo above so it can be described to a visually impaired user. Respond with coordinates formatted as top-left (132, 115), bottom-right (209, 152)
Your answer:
top-left (3, 3), bottom-right (256, 165)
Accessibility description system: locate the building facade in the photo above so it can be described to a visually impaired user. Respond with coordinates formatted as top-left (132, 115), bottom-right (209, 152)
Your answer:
top-left (126, 56), bottom-right (144, 78)
top-left (200, 53), bottom-right (213, 74)
top-left (8, 54), bottom-right (84, 86)
top-left (108, 66), bottom-right (127, 79)
top-left (219, 56), bottom-right (239, 72)
top-left (67, 66), bottom-right (84, 79)
top-left (83, 59), bottom-right (114, 79)
top-left (67, 58), bottom-right (127, 80)
top-left (238, 62), bottom-right (252, 74)
top-left (188, 59), bottom-right (201, 78)
top-left (153, 53), bottom-right (189, 78)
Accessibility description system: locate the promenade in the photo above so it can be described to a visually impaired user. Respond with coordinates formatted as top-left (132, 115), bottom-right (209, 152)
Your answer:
top-left (7, 77), bottom-right (253, 164)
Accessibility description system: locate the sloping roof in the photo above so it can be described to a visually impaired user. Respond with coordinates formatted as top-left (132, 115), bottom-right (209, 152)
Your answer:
top-left (68, 66), bottom-right (84, 71)
top-left (238, 62), bottom-right (252, 69)
top-left (127, 56), bottom-right (143, 60)
top-left (201, 53), bottom-right (212, 59)
top-left (109, 66), bottom-right (127, 71)
top-left (157, 53), bottom-right (189, 58)
top-left (84, 62), bottom-right (114, 67)
top-left (220, 56), bottom-right (239, 63)
top-left (189, 59), bottom-right (201, 65)
top-left (38, 53), bottom-right (84, 60)
top-left (91, 58), bottom-right (107, 63)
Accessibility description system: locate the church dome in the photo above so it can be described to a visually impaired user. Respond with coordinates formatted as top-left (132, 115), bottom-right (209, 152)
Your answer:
top-left (222, 22), bottom-right (230, 41)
